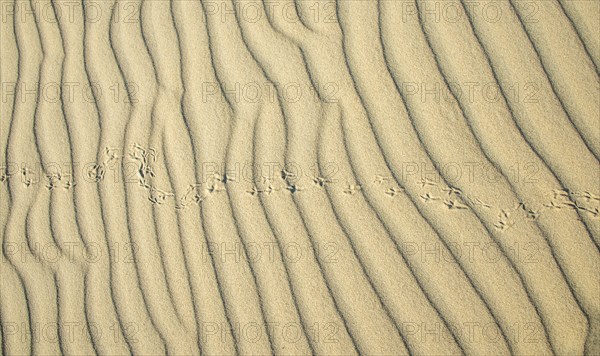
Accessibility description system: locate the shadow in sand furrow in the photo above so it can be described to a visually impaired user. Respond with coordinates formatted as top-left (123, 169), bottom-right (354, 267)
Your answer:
top-left (261, 6), bottom-right (412, 356)
top-left (354, 3), bottom-right (522, 355)
top-left (234, 2), bottom-right (423, 353)
top-left (3, 1), bottom-right (62, 353)
top-left (0, 3), bottom-right (17, 348)
top-left (195, 2), bottom-right (282, 355)
top-left (239, 32), bottom-right (364, 356)
top-left (138, 8), bottom-right (189, 340)
top-left (101, 0), bottom-right (172, 353)
top-left (31, 1), bottom-right (119, 354)
top-left (155, 134), bottom-right (199, 339)
top-left (140, 1), bottom-right (212, 352)
top-left (418, 1), bottom-right (600, 354)
top-left (275, 0), bottom-right (501, 353)
top-left (85, 1), bottom-right (161, 353)
top-left (556, 0), bottom-right (600, 73)
top-left (338, 3), bottom-right (510, 355)
top-left (135, 4), bottom-right (191, 351)
top-left (0, 265), bottom-right (30, 356)
top-left (31, 187), bottom-right (95, 356)
top-left (508, 0), bottom-right (600, 161)
top-left (53, 0), bottom-right (153, 354)
top-left (457, 0), bottom-right (600, 248)
top-left (88, 1), bottom-right (153, 354)
top-left (159, 13), bottom-right (209, 343)
top-left (171, 1), bottom-right (246, 354)
top-left (380, 1), bottom-right (578, 353)
top-left (412, 1), bottom-right (589, 353)
top-left (254, 18), bottom-right (439, 356)
top-left (233, 2), bottom-right (412, 353)
top-left (224, 104), bottom-right (316, 354)
top-left (254, 9), bottom-right (364, 355)
top-left (319, 103), bottom-right (466, 355)
top-left (201, 2), bottom-right (348, 354)
top-left (459, 0), bottom-right (600, 248)
top-left (162, 120), bottom-right (228, 355)
top-left (340, 1), bottom-right (555, 355)
top-left (1, 4), bottom-right (30, 354)
top-left (53, 270), bottom-right (97, 355)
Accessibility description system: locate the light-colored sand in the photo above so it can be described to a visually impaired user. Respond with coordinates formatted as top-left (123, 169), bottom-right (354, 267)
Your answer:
top-left (1, 0), bottom-right (599, 355)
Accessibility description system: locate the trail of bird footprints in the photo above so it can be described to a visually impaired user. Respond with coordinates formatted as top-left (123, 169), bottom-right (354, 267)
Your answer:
top-left (5, 144), bottom-right (597, 233)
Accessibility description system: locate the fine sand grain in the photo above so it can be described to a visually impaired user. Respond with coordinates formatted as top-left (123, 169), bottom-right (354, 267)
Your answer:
top-left (1, 0), bottom-right (599, 355)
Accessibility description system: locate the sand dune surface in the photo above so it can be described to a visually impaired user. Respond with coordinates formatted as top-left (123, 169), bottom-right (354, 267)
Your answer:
top-left (1, 0), bottom-right (599, 355)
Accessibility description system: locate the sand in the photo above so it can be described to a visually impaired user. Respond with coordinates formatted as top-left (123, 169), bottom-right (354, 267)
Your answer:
top-left (1, 0), bottom-right (599, 355)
